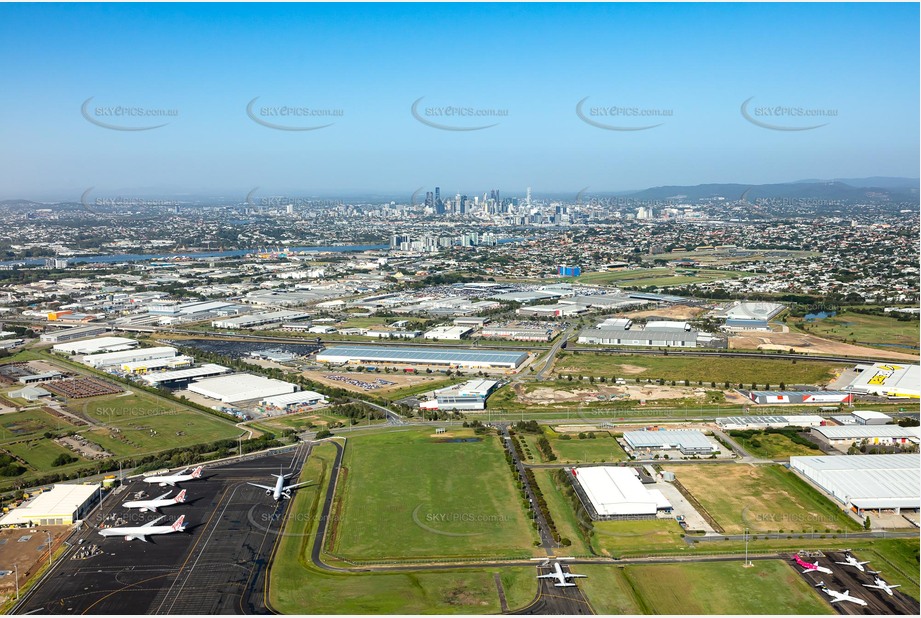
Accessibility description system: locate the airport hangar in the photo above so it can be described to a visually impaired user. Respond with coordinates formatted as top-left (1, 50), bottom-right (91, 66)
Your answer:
top-left (0, 484), bottom-right (100, 527)
top-left (790, 454), bottom-right (920, 516)
top-left (570, 466), bottom-right (672, 520)
top-left (315, 345), bottom-right (528, 369)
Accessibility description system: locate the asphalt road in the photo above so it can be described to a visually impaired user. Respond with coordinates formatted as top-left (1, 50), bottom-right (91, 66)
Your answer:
top-left (12, 448), bottom-right (307, 615)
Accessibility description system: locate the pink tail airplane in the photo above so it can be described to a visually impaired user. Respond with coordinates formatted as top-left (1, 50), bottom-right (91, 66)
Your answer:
top-left (793, 554), bottom-right (833, 575)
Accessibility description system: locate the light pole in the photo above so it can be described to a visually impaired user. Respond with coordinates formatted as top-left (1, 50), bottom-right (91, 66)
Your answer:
top-left (14, 563), bottom-right (19, 600)
top-left (744, 527), bottom-right (752, 567)
top-left (44, 530), bottom-right (53, 568)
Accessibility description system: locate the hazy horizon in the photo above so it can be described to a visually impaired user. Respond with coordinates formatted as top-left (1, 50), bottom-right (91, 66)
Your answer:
top-left (1, 2), bottom-right (918, 200)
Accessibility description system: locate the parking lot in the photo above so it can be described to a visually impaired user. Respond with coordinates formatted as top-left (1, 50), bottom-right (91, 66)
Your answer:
top-left (12, 446), bottom-right (308, 614)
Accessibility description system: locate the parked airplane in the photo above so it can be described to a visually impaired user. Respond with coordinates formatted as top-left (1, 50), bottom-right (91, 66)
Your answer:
top-left (248, 470), bottom-right (314, 501)
top-left (144, 466), bottom-right (204, 487)
top-left (814, 582), bottom-right (868, 607)
top-left (793, 554), bottom-right (833, 575)
top-left (863, 572), bottom-right (900, 597)
top-left (537, 561), bottom-right (587, 587)
top-left (122, 489), bottom-right (186, 513)
top-left (835, 552), bottom-right (870, 572)
top-left (98, 515), bottom-right (187, 542)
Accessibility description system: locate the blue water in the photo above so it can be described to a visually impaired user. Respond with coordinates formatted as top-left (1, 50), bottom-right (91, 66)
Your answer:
top-left (0, 244), bottom-right (388, 267)
top-left (804, 311), bottom-right (836, 320)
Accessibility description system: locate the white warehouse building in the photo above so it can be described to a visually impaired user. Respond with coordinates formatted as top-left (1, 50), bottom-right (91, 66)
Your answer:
top-left (82, 346), bottom-right (178, 369)
top-left (790, 454), bottom-right (920, 515)
top-left (571, 466), bottom-right (671, 519)
top-left (187, 373), bottom-right (298, 404)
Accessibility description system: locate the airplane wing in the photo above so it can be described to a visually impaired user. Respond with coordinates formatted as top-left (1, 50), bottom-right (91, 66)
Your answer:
top-left (536, 574), bottom-right (557, 579)
top-left (286, 481), bottom-right (315, 490)
top-left (140, 516), bottom-right (166, 528)
top-left (554, 583), bottom-right (577, 587)
top-left (155, 491), bottom-right (173, 501)
top-left (247, 482), bottom-right (276, 491)
top-left (567, 574), bottom-right (587, 578)
top-left (862, 585), bottom-right (882, 589)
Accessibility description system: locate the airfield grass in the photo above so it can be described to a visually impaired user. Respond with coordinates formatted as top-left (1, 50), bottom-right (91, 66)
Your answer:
top-left (269, 440), bottom-right (537, 614)
top-left (620, 560), bottom-right (833, 614)
top-left (332, 427), bottom-right (538, 560)
top-left (543, 428), bottom-right (628, 463)
top-left (666, 464), bottom-right (861, 534)
top-left (791, 311), bottom-right (920, 350)
top-left (530, 469), bottom-right (592, 555)
top-left (0, 409), bottom-right (78, 444)
top-left (555, 352), bottom-right (845, 386)
top-left (863, 539), bottom-right (921, 600)
top-left (592, 519), bottom-right (688, 557)
top-left (3, 439), bottom-right (87, 470)
top-left (575, 565), bottom-right (643, 614)
top-left (731, 431), bottom-right (822, 459)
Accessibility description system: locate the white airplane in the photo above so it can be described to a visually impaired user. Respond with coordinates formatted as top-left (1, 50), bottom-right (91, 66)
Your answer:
top-left (122, 489), bottom-right (186, 513)
top-left (144, 466), bottom-right (203, 487)
top-left (815, 582), bottom-right (868, 607)
top-left (835, 552), bottom-right (870, 572)
top-left (793, 554), bottom-right (833, 575)
top-left (863, 572), bottom-right (900, 597)
top-left (537, 561), bottom-right (587, 587)
top-left (98, 515), bottom-right (187, 542)
top-left (248, 470), bottom-right (314, 501)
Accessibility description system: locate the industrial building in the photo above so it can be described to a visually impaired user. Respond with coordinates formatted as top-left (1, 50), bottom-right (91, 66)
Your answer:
top-left (843, 363), bottom-right (920, 399)
top-left (517, 303), bottom-right (589, 318)
top-left (211, 310), bottom-right (311, 329)
top-left (260, 390), bottom-right (327, 411)
top-left (419, 379), bottom-right (499, 411)
top-left (570, 466), bottom-right (671, 519)
top-left (40, 325), bottom-right (108, 344)
top-left (8, 386), bottom-right (52, 401)
top-left (423, 326), bottom-right (472, 340)
top-left (0, 483), bottom-right (100, 527)
top-left (187, 373), bottom-right (298, 403)
top-left (121, 355), bottom-right (194, 373)
top-left (578, 321), bottom-right (700, 348)
top-left (17, 371), bottom-right (62, 385)
top-left (480, 323), bottom-right (557, 342)
top-left (315, 345), bottom-right (528, 369)
top-left (742, 390), bottom-right (855, 405)
top-left (715, 415), bottom-right (824, 430)
top-left (52, 336), bottom-right (138, 355)
top-left (622, 429), bottom-right (717, 455)
top-left (790, 454), bottom-right (920, 515)
top-left (139, 364), bottom-right (230, 387)
top-left (82, 346), bottom-right (178, 369)
top-left (851, 410), bottom-right (893, 425)
top-left (711, 301), bottom-right (785, 324)
top-left (809, 425), bottom-right (920, 451)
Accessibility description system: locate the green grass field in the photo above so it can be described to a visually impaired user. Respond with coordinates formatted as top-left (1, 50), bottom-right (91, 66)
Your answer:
top-left (593, 518), bottom-right (688, 557)
top-left (530, 469), bottom-right (591, 555)
top-left (3, 439), bottom-right (87, 470)
top-left (545, 429), bottom-right (628, 463)
top-left (269, 440), bottom-right (537, 614)
top-left (791, 311), bottom-right (919, 351)
top-left (730, 431), bottom-right (822, 459)
top-left (864, 539), bottom-right (920, 600)
top-left (555, 353), bottom-right (845, 386)
top-left (620, 560), bottom-right (833, 614)
top-left (667, 464), bottom-right (861, 534)
top-left (379, 376), bottom-right (466, 402)
top-left (332, 428), bottom-right (538, 560)
top-left (0, 409), bottom-right (77, 443)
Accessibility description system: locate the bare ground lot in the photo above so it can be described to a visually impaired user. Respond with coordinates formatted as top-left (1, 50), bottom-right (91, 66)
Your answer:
top-left (0, 526), bottom-right (69, 601)
top-left (305, 370), bottom-right (453, 394)
top-left (514, 382), bottom-right (718, 405)
top-left (622, 304), bottom-right (708, 320)
top-left (730, 331), bottom-right (918, 361)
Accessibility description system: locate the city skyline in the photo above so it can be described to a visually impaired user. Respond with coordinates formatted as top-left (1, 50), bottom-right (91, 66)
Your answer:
top-left (1, 2), bottom-right (918, 199)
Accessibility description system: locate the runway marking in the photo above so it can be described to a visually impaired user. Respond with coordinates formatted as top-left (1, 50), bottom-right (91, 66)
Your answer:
top-left (80, 573), bottom-right (176, 614)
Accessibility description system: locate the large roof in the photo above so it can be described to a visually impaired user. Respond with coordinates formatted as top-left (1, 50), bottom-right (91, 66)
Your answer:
top-left (812, 425), bottom-right (920, 440)
top-left (574, 466), bottom-right (670, 516)
top-left (790, 454), bottom-right (920, 509)
top-left (187, 373), bottom-right (297, 403)
top-left (845, 363), bottom-right (920, 398)
top-left (623, 429), bottom-right (714, 450)
top-left (0, 483), bottom-right (99, 526)
top-left (140, 364), bottom-right (229, 385)
top-left (316, 345), bottom-right (527, 367)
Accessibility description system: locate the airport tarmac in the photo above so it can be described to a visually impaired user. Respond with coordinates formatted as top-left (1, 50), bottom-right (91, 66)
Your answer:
top-left (12, 446), bottom-right (308, 615)
top-left (511, 563), bottom-right (594, 615)
top-left (793, 551), bottom-right (920, 616)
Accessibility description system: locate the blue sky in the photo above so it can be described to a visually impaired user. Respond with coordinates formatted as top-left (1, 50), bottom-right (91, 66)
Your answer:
top-left (0, 2), bottom-right (918, 199)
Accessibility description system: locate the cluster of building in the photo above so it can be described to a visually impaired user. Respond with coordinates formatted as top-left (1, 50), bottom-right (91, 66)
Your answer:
top-left (577, 318), bottom-right (726, 348)
top-left (315, 345), bottom-right (528, 371)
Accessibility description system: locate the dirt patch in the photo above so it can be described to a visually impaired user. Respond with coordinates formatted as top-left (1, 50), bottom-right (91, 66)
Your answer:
top-left (614, 364), bottom-right (648, 375)
top-left (519, 383), bottom-right (714, 405)
top-left (730, 331), bottom-right (917, 361)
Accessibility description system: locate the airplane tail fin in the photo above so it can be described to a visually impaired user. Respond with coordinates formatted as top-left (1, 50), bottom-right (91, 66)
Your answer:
top-left (175, 489), bottom-right (187, 503)
top-left (191, 466), bottom-right (203, 478)
top-left (171, 515), bottom-right (186, 531)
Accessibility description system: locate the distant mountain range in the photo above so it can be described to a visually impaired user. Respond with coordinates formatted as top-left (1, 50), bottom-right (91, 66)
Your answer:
top-left (625, 178), bottom-right (919, 202)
